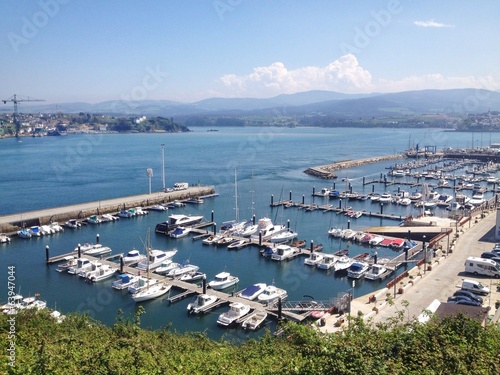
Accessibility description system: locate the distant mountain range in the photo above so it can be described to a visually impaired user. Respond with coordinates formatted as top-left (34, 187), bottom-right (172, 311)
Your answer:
top-left (7, 89), bottom-right (500, 118)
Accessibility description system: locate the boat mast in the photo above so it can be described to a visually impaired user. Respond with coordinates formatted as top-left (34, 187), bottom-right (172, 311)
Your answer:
top-left (234, 168), bottom-right (239, 223)
top-left (161, 144), bottom-right (166, 191)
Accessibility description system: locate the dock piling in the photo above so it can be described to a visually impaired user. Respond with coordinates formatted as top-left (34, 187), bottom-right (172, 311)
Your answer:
top-left (96, 233), bottom-right (100, 244)
top-left (289, 191), bottom-right (292, 201)
top-left (45, 245), bottom-right (49, 263)
top-left (202, 276), bottom-right (207, 294)
top-left (120, 256), bottom-right (124, 273)
top-left (77, 244), bottom-right (81, 258)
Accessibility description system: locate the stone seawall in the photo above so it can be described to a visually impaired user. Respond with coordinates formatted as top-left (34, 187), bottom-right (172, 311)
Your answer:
top-left (304, 154), bottom-right (405, 179)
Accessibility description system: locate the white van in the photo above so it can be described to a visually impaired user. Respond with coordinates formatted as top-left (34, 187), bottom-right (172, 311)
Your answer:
top-left (461, 279), bottom-right (490, 296)
top-left (464, 257), bottom-right (500, 279)
top-left (173, 182), bottom-right (188, 191)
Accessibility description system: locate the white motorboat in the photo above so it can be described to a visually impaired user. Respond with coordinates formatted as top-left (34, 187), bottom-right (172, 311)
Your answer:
top-left (409, 191), bottom-right (422, 201)
top-left (179, 271), bottom-right (206, 283)
top-left (398, 197), bottom-right (412, 206)
top-left (122, 249), bottom-right (146, 266)
top-left (148, 204), bottom-right (167, 211)
top-left (132, 282), bottom-right (171, 303)
top-left (84, 243), bottom-right (112, 257)
top-left (87, 215), bottom-right (102, 224)
top-left (213, 236), bottom-right (235, 246)
top-left (341, 229), bottom-right (356, 240)
top-left (56, 256), bottom-right (77, 272)
top-left (67, 257), bottom-right (93, 275)
top-left (347, 262), bottom-right (369, 279)
top-left (49, 222), bottom-right (64, 232)
top-left (20, 295), bottom-right (47, 310)
top-left (333, 256), bottom-right (353, 272)
top-left (234, 222), bottom-right (259, 237)
top-left (227, 239), bottom-right (249, 250)
top-left (241, 310), bottom-right (267, 330)
top-left (257, 285), bottom-right (287, 304)
top-left (316, 254), bottom-right (337, 270)
top-left (169, 226), bottom-right (191, 238)
top-left (17, 229), bottom-right (31, 238)
top-left (269, 229), bottom-right (298, 243)
top-left (136, 249), bottom-right (178, 271)
top-left (64, 219), bottom-right (81, 228)
top-left (79, 260), bottom-right (103, 278)
top-left (437, 194), bottom-right (453, 207)
top-left (40, 225), bottom-right (54, 235)
top-left (112, 273), bottom-right (141, 290)
top-left (378, 193), bottom-right (393, 203)
top-left (304, 252), bottom-right (324, 266)
top-left (118, 209), bottom-right (134, 218)
top-left (250, 217), bottom-right (286, 241)
top-left (217, 302), bottom-right (251, 327)
top-left (87, 264), bottom-right (117, 282)
top-left (128, 277), bottom-right (158, 294)
top-left (187, 294), bottom-right (218, 314)
top-left (469, 192), bottom-right (486, 206)
top-left (364, 264), bottom-right (389, 281)
top-left (202, 234), bottom-right (224, 245)
top-left (369, 236), bottom-right (385, 246)
top-left (101, 213), bottom-right (119, 222)
top-left (328, 227), bottom-right (343, 237)
top-left (1, 294), bottom-right (23, 314)
top-left (167, 261), bottom-right (200, 278)
top-left (29, 226), bottom-right (42, 236)
top-left (154, 259), bottom-right (180, 275)
top-left (208, 271), bottom-right (239, 290)
top-left (155, 214), bottom-right (204, 234)
top-left (271, 244), bottom-right (298, 261)
top-left (238, 283), bottom-right (267, 301)
top-left (74, 242), bottom-right (95, 253)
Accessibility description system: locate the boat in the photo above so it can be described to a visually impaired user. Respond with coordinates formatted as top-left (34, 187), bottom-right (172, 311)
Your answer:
top-left (378, 193), bottom-right (393, 203)
top-left (112, 273), bottom-right (141, 290)
top-left (187, 294), bottom-right (218, 314)
top-left (227, 239), bottom-right (249, 250)
top-left (29, 226), bottom-right (42, 237)
top-left (269, 229), bottom-right (298, 243)
top-left (1, 294), bottom-right (23, 314)
top-left (328, 228), bottom-right (342, 237)
top-left (316, 254), bottom-right (337, 270)
top-left (261, 246), bottom-right (276, 258)
top-left (202, 234), bottom-right (224, 245)
top-left (136, 249), bottom-right (178, 271)
top-left (290, 239), bottom-right (307, 248)
top-left (154, 259), bottom-right (180, 275)
top-left (437, 194), bottom-right (453, 207)
top-left (179, 271), bottom-right (206, 283)
top-left (271, 244), bottom-right (298, 261)
top-left (399, 197), bottom-right (412, 206)
top-left (169, 226), bottom-right (191, 238)
top-left (369, 236), bottom-right (385, 246)
top-left (64, 219), bottom-right (81, 228)
top-left (118, 209), bottom-right (134, 218)
top-left (148, 204), bottom-right (168, 211)
top-left (128, 276), bottom-right (158, 294)
top-left (409, 191), bottom-right (422, 201)
top-left (238, 283), bottom-right (267, 301)
top-left (86, 215), bottom-right (102, 224)
top-left (240, 310), bottom-right (267, 330)
top-left (257, 285), bottom-right (287, 304)
top-left (304, 252), bottom-right (324, 266)
top-left (84, 243), bottom-right (112, 257)
top-left (40, 225), bottom-right (54, 235)
top-left (213, 236), bottom-right (235, 246)
top-left (166, 261), bottom-right (200, 278)
top-left (217, 302), bottom-right (251, 327)
top-left (87, 264), bottom-right (118, 282)
top-left (56, 256), bottom-right (77, 272)
top-left (20, 295), bottom-right (47, 310)
top-left (469, 192), bottom-right (486, 206)
top-left (333, 256), bottom-right (353, 272)
top-left (101, 213), bottom-right (119, 222)
top-left (234, 222), bottom-right (259, 237)
top-left (250, 217), bottom-right (286, 241)
top-left (67, 257), bottom-right (93, 275)
top-left (364, 264), bottom-right (389, 281)
top-left (155, 214), bottom-right (204, 234)
top-left (122, 249), bottom-right (146, 266)
top-left (79, 260), bottom-right (103, 278)
top-left (318, 187), bottom-right (331, 196)
top-left (132, 281), bottom-right (171, 303)
top-left (208, 271), bottom-right (239, 290)
top-left (347, 262), bottom-right (370, 279)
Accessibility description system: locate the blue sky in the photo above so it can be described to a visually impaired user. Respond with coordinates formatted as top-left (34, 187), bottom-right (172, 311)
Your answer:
top-left (1, 0), bottom-right (499, 104)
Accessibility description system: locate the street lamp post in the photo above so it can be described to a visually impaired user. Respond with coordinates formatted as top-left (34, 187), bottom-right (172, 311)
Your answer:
top-left (422, 235), bottom-right (427, 274)
top-left (348, 280), bottom-right (355, 328)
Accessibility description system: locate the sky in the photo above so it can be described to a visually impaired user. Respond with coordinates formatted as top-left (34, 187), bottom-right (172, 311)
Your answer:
top-left (1, 0), bottom-right (500, 105)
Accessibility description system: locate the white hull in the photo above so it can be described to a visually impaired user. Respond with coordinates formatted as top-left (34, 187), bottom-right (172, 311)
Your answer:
top-left (132, 283), bottom-right (171, 302)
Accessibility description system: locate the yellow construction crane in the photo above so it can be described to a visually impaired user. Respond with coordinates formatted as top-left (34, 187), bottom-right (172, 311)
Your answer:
top-left (2, 94), bottom-right (45, 137)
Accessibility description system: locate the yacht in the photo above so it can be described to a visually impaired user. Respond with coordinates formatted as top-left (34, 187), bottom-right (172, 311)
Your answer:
top-left (67, 257), bottom-right (93, 275)
top-left (217, 302), bottom-right (251, 327)
top-left (87, 264), bottom-right (118, 282)
top-left (154, 259), bottom-right (180, 275)
top-left (55, 256), bottom-right (77, 272)
top-left (132, 282), bottom-right (171, 303)
top-left (269, 229), bottom-right (298, 244)
top-left (64, 219), bottom-right (81, 228)
top-left (333, 256), bottom-right (353, 272)
top-left (187, 294), bottom-right (218, 314)
top-left (179, 271), bottom-right (206, 283)
top-left (347, 262), bottom-right (370, 279)
top-left (364, 264), bottom-right (389, 281)
top-left (257, 285), bottom-right (287, 304)
top-left (122, 249), bottom-right (146, 266)
top-left (271, 244), bottom-right (298, 261)
top-left (469, 192), bottom-right (486, 206)
top-left (112, 273), bottom-right (141, 290)
top-left (437, 194), bottom-right (453, 207)
top-left (316, 254), bottom-right (337, 270)
top-left (155, 214), bottom-right (204, 234)
top-left (166, 261), bottom-right (200, 278)
top-left (250, 217), bottom-right (286, 241)
top-left (238, 283), bottom-right (267, 301)
top-left (241, 310), bottom-right (267, 331)
top-left (304, 252), bottom-right (324, 266)
top-left (84, 243), bottom-right (112, 257)
top-left (227, 239), bottom-right (249, 250)
top-left (208, 271), bottom-right (239, 290)
top-left (169, 226), bottom-right (191, 238)
top-left (136, 249), bottom-right (178, 271)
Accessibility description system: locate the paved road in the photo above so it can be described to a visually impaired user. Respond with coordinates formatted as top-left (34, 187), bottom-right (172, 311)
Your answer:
top-left (320, 208), bottom-right (500, 332)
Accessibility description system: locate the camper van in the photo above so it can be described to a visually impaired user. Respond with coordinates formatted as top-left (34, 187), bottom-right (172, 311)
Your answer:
top-left (464, 257), bottom-right (500, 279)
top-left (461, 279), bottom-right (490, 296)
top-left (173, 182), bottom-right (188, 191)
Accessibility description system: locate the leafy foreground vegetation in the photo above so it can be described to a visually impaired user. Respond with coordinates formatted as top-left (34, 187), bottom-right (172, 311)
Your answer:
top-left (1, 308), bottom-right (499, 375)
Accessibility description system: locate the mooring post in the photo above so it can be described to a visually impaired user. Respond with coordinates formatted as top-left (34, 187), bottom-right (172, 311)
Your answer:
top-left (310, 240), bottom-right (314, 258)
top-left (380, 203), bottom-right (384, 215)
top-left (78, 244), bottom-right (81, 258)
top-left (302, 195), bottom-right (305, 204)
top-left (252, 215), bottom-right (256, 225)
top-left (213, 223), bottom-right (217, 235)
top-left (289, 191), bottom-right (292, 201)
top-left (120, 256), bottom-right (124, 273)
top-left (259, 232), bottom-right (262, 246)
top-left (312, 186), bottom-right (315, 195)
top-left (287, 220), bottom-right (290, 229)
top-left (211, 210), bottom-right (214, 223)
top-left (45, 245), bottom-right (49, 263)
top-left (278, 297), bottom-right (282, 320)
top-left (202, 276), bottom-right (207, 294)
top-left (271, 194), bottom-right (274, 206)
top-left (347, 220), bottom-right (350, 229)
top-left (96, 233), bottom-right (100, 244)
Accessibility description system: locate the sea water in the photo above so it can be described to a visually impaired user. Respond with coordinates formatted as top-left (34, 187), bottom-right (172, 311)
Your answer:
top-left (0, 127), bottom-right (497, 340)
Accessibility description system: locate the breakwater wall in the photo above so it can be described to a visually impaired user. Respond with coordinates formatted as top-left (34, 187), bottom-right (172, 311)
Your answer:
top-left (0, 186), bottom-right (215, 234)
top-left (304, 154), bottom-right (405, 179)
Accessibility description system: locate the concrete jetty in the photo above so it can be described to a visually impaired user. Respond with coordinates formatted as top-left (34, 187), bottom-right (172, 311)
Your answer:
top-left (0, 186), bottom-right (215, 234)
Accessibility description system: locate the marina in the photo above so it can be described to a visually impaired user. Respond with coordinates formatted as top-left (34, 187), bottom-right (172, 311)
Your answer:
top-left (2, 127), bottom-right (500, 340)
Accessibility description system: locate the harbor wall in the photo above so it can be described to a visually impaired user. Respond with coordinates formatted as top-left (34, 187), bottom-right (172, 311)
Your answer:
top-left (0, 186), bottom-right (215, 234)
top-left (304, 154), bottom-right (405, 179)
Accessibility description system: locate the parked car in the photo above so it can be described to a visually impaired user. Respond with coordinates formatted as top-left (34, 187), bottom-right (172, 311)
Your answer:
top-left (461, 279), bottom-right (490, 296)
top-left (453, 290), bottom-right (483, 304)
top-left (481, 251), bottom-right (500, 260)
top-left (452, 298), bottom-right (482, 307)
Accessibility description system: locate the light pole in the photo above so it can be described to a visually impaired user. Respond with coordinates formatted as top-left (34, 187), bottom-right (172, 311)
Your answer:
top-left (348, 280), bottom-right (355, 328)
top-left (422, 235), bottom-right (427, 274)
top-left (147, 168), bottom-right (153, 195)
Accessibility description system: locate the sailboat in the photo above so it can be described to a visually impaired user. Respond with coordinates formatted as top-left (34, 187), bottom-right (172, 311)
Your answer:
top-left (131, 229), bottom-right (172, 303)
top-left (231, 169), bottom-right (258, 237)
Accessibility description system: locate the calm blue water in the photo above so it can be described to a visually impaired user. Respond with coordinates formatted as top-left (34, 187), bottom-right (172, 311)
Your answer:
top-left (0, 127), bottom-right (498, 340)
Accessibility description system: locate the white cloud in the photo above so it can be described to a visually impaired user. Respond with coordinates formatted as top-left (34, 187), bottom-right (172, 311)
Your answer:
top-left (414, 19), bottom-right (454, 28)
top-left (218, 54), bottom-right (374, 97)
top-left (214, 54), bottom-right (500, 99)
